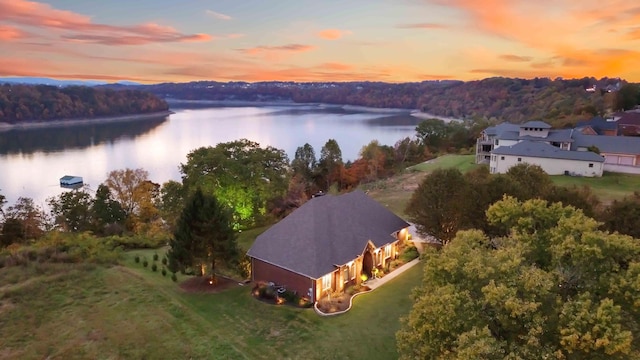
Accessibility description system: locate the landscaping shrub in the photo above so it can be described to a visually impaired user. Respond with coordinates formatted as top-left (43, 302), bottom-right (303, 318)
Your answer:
top-left (171, 272), bottom-right (177, 282)
top-left (400, 246), bottom-right (419, 262)
top-left (151, 263), bottom-right (158, 272)
top-left (142, 259), bottom-right (149, 268)
top-left (153, 253), bottom-right (159, 261)
top-left (161, 267), bottom-right (167, 276)
top-left (134, 255), bottom-right (140, 263)
top-left (161, 257), bottom-right (167, 266)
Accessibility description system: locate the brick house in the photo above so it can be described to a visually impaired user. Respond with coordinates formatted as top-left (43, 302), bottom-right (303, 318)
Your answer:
top-left (247, 190), bottom-right (409, 303)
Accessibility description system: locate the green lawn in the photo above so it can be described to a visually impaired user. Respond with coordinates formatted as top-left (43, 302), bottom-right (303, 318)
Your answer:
top-left (0, 248), bottom-right (423, 359)
top-left (550, 171), bottom-right (640, 203)
top-left (407, 154), bottom-right (480, 173)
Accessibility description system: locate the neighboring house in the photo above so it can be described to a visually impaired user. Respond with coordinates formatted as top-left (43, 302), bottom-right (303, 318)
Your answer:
top-left (617, 112), bottom-right (640, 137)
top-left (476, 121), bottom-right (573, 164)
top-left (477, 118), bottom-right (640, 175)
top-left (490, 140), bottom-right (605, 177)
top-left (572, 133), bottom-right (640, 173)
top-left (247, 190), bottom-right (409, 303)
top-left (575, 116), bottom-right (618, 136)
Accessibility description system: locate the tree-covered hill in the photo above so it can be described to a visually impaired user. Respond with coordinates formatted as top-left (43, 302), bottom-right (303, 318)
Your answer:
top-left (103, 77), bottom-right (639, 127)
top-left (0, 84), bottom-right (169, 124)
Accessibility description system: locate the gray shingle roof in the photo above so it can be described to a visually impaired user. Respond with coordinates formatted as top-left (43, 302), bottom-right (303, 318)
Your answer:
top-left (492, 140), bottom-right (604, 162)
top-left (247, 190), bottom-right (409, 279)
top-left (572, 133), bottom-right (640, 155)
top-left (518, 129), bottom-right (575, 142)
top-left (521, 121), bottom-right (551, 129)
top-left (484, 122), bottom-right (520, 137)
top-left (576, 116), bottom-right (618, 132)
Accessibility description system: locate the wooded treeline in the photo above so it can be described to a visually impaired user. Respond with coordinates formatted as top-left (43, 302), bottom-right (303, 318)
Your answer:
top-left (106, 77), bottom-right (640, 126)
top-left (0, 84), bottom-right (169, 123)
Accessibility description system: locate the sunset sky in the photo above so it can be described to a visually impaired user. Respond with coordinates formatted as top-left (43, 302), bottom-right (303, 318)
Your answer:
top-left (1, 0), bottom-right (639, 84)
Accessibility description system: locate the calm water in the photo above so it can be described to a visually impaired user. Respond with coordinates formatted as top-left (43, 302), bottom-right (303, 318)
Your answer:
top-left (0, 105), bottom-right (420, 206)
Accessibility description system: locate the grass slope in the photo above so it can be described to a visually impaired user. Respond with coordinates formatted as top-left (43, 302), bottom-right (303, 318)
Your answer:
top-left (0, 248), bottom-right (423, 360)
top-left (550, 171), bottom-right (640, 203)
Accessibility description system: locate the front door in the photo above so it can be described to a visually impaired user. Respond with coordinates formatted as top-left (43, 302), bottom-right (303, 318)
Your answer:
top-left (362, 251), bottom-right (373, 278)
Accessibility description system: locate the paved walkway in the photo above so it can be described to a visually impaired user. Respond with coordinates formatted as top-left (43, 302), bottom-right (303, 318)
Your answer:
top-left (364, 257), bottom-right (421, 290)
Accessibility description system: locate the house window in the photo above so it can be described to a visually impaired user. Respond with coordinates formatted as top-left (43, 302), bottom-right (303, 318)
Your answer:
top-left (322, 273), bottom-right (332, 291)
top-left (343, 267), bottom-right (349, 284)
top-left (589, 163), bottom-right (593, 168)
top-left (517, 157), bottom-right (522, 162)
top-left (500, 156), bottom-right (505, 160)
top-left (350, 263), bottom-right (356, 279)
top-left (494, 140), bottom-right (499, 146)
top-left (385, 244), bottom-right (391, 258)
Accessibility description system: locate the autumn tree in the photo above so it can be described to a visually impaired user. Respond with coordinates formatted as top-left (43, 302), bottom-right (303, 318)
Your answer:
top-left (415, 118), bottom-right (449, 151)
top-left (505, 163), bottom-right (553, 200)
top-left (405, 168), bottom-right (470, 244)
top-left (104, 168), bottom-right (151, 217)
top-left (397, 197), bottom-right (640, 359)
top-left (166, 188), bottom-right (239, 281)
top-left (1, 197), bottom-right (46, 245)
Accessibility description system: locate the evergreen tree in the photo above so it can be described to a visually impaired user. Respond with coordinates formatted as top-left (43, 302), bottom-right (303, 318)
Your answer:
top-left (167, 188), bottom-right (239, 280)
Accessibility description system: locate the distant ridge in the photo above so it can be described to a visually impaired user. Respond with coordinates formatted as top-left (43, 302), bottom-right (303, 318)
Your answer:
top-left (0, 77), bottom-right (141, 87)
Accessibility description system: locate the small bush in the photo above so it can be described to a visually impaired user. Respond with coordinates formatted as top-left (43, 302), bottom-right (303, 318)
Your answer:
top-left (153, 253), bottom-right (159, 261)
top-left (142, 259), bottom-right (149, 268)
top-left (151, 263), bottom-right (158, 272)
top-left (161, 257), bottom-right (167, 266)
top-left (171, 272), bottom-right (177, 282)
top-left (161, 267), bottom-right (167, 276)
top-left (400, 246), bottom-right (419, 262)
top-left (134, 255), bottom-right (140, 263)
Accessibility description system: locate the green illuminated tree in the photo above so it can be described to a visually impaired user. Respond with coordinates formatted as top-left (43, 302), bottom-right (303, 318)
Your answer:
top-left (166, 188), bottom-right (239, 279)
top-left (397, 197), bottom-right (640, 359)
top-left (180, 139), bottom-right (289, 228)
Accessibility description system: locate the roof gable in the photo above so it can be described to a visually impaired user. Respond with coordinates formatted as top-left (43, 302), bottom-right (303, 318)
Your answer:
top-left (247, 190), bottom-right (408, 279)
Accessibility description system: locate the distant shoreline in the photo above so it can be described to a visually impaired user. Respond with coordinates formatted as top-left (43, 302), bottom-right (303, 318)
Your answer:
top-left (167, 99), bottom-right (416, 115)
top-left (0, 110), bottom-right (173, 132)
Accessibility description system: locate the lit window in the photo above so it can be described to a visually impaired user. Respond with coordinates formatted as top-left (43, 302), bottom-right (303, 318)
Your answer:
top-left (350, 263), bottom-right (356, 279)
top-left (343, 267), bottom-right (349, 284)
top-left (322, 273), bottom-right (332, 290)
top-left (385, 245), bottom-right (391, 258)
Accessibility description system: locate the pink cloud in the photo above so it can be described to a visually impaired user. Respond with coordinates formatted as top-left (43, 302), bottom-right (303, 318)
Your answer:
top-left (205, 9), bottom-right (232, 20)
top-left (0, 0), bottom-right (212, 45)
top-left (317, 29), bottom-right (350, 40)
top-left (237, 44), bottom-right (315, 56)
top-left (0, 25), bottom-right (29, 40)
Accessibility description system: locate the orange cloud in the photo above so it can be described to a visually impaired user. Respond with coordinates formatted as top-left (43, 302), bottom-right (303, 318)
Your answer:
top-left (0, 0), bottom-right (212, 45)
top-left (0, 25), bottom-right (29, 40)
top-left (396, 23), bottom-right (447, 30)
top-left (317, 29), bottom-right (349, 40)
top-left (238, 44), bottom-right (315, 56)
top-left (499, 54), bottom-right (532, 62)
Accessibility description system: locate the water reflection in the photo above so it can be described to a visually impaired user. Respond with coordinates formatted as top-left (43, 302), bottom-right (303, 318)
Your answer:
top-left (0, 106), bottom-right (420, 206)
top-left (0, 116), bottom-right (168, 155)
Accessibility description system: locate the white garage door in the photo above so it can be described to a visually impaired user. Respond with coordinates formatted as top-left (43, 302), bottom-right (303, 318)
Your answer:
top-left (619, 156), bottom-right (634, 166)
top-left (605, 155), bottom-right (619, 164)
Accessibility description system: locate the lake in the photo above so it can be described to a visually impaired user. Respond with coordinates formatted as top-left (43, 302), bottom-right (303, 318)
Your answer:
top-left (0, 105), bottom-right (421, 206)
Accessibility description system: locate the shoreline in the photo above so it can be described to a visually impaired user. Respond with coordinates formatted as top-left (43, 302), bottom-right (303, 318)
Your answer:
top-left (410, 110), bottom-right (464, 123)
top-left (0, 110), bottom-right (174, 132)
top-left (167, 99), bottom-right (415, 115)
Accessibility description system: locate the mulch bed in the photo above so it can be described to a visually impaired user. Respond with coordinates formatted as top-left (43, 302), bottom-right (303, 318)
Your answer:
top-left (179, 275), bottom-right (239, 294)
top-left (316, 286), bottom-right (371, 314)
